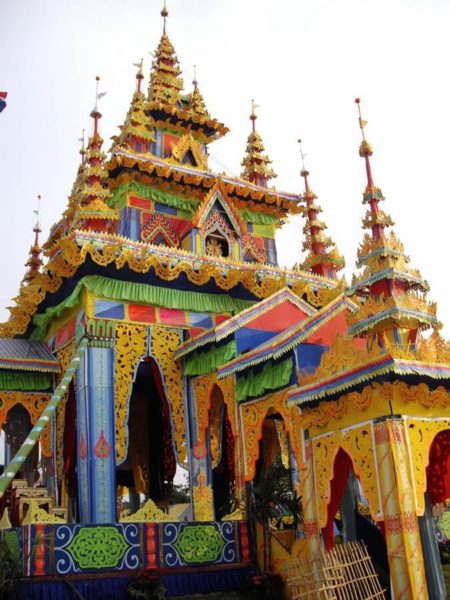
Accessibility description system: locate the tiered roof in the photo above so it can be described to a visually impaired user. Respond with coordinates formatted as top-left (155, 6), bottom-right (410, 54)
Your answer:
top-left (110, 60), bottom-right (155, 152)
top-left (289, 100), bottom-right (448, 406)
top-left (298, 142), bottom-right (344, 279)
top-left (73, 92), bottom-right (119, 228)
top-left (145, 4), bottom-right (228, 144)
top-left (241, 102), bottom-right (277, 188)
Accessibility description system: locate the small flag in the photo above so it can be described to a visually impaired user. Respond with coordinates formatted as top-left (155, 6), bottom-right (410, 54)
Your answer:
top-left (97, 91), bottom-right (107, 100)
top-left (0, 91), bottom-right (7, 113)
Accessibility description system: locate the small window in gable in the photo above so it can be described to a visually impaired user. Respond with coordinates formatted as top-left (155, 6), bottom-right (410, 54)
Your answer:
top-left (205, 231), bottom-right (229, 257)
top-left (244, 251), bottom-right (256, 263)
top-left (153, 233), bottom-right (169, 246)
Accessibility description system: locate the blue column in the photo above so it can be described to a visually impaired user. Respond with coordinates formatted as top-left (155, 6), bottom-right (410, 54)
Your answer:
top-left (76, 344), bottom-right (116, 523)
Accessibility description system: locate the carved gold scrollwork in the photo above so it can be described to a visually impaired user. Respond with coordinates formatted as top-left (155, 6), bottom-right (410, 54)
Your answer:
top-left (313, 432), bottom-right (341, 527)
top-left (406, 418), bottom-right (450, 516)
top-left (150, 327), bottom-right (186, 465)
top-left (341, 424), bottom-right (381, 519)
top-left (56, 340), bottom-right (76, 479)
top-left (240, 391), bottom-right (304, 481)
top-left (115, 323), bottom-right (147, 463)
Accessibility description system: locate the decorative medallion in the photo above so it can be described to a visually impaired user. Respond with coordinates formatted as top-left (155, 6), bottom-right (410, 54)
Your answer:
top-left (67, 526), bottom-right (128, 570)
top-left (174, 525), bottom-right (224, 564)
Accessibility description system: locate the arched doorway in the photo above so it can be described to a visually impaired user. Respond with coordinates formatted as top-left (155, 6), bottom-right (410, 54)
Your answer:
top-left (117, 358), bottom-right (176, 513)
top-left (62, 381), bottom-right (78, 521)
top-left (3, 404), bottom-right (38, 486)
top-left (424, 429), bottom-right (450, 598)
top-left (209, 385), bottom-right (235, 520)
top-left (323, 448), bottom-right (390, 590)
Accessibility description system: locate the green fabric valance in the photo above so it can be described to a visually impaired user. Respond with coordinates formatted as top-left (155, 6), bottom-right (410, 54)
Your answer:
top-left (184, 339), bottom-right (237, 376)
top-left (236, 356), bottom-right (293, 403)
top-left (32, 275), bottom-right (254, 340)
top-left (239, 209), bottom-right (279, 226)
top-left (110, 181), bottom-right (200, 216)
top-left (0, 370), bottom-right (53, 392)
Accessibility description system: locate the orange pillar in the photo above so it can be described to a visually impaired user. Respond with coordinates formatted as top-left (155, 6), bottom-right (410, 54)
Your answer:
top-left (374, 419), bottom-right (428, 599)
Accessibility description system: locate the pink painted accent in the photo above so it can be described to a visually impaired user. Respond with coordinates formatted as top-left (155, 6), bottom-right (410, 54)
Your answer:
top-left (94, 430), bottom-right (111, 459)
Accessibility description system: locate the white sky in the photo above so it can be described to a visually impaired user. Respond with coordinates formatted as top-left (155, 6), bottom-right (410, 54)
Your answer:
top-left (1, 0), bottom-right (450, 336)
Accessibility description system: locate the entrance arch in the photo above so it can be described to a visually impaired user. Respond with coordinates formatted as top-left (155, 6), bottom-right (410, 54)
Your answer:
top-left (117, 357), bottom-right (176, 511)
top-left (209, 384), bottom-right (235, 520)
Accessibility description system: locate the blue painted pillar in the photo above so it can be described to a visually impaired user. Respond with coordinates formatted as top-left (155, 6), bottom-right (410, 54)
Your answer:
top-left (76, 344), bottom-right (116, 523)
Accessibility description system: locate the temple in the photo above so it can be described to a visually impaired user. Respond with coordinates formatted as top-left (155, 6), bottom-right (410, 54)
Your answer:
top-left (1, 4), bottom-right (450, 599)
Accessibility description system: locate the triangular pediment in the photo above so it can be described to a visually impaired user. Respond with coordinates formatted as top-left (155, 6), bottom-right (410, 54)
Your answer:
top-left (193, 183), bottom-right (246, 237)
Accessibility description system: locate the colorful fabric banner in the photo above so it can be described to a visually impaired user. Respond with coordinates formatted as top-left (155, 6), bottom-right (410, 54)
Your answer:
top-left (0, 91), bottom-right (7, 113)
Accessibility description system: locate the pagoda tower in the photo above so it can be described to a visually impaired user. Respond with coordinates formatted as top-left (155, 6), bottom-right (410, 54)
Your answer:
top-left (240, 101), bottom-right (277, 188)
top-left (298, 141), bottom-right (344, 279)
top-left (288, 100), bottom-right (450, 599)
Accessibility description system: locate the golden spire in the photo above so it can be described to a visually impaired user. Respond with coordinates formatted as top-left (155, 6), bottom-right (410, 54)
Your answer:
top-left (298, 140), bottom-right (344, 278)
top-left (73, 81), bottom-right (118, 229)
top-left (240, 100), bottom-right (277, 188)
top-left (188, 65), bottom-right (210, 118)
top-left (24, 196), bottom-right (43, 281)
top-left (349, 99), bottom-right (435, 348)
top-left (111, 59), bottom-right (156, 153)
top-left (148, 2), bottom-right (183, 107)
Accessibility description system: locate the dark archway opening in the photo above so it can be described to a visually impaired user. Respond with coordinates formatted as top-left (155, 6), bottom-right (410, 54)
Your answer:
top-left (3, 404), bottom-right (37, 486)
top-left (63, 381), bottom-right (78, 521)
top-left (210, 386), bottom-right (235, 520)
top-left (117, 358), bottom-right (176, 513)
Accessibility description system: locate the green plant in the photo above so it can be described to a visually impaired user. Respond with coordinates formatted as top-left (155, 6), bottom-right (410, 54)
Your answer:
top-left (127, 572), bottom-right (165, 599)
top-left (0, 535), bottom-right (20, 600)
top-left (247, 460), bottom-right (303, 577)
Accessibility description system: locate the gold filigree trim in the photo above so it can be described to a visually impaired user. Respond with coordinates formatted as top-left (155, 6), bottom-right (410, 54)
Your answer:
top-left (22, 500), bottom-right (66, 524)
top-left (151, 327), bottom-right (186, 465)
top-left (120, 499), bottom-right (174, 522)
top-left (115, 324), bottom-right (147, 463)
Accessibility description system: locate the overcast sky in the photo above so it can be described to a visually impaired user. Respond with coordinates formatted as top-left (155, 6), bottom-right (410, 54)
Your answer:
top-left (1, 0), bottom-right (449, 336)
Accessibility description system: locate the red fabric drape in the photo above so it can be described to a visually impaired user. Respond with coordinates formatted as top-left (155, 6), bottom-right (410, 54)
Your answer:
top-left (427, 429), bottom-right (450, 504)
top-left (322, 449), bottom-right (353, 550)
top-left (149, 361), bottom-right (177, 484)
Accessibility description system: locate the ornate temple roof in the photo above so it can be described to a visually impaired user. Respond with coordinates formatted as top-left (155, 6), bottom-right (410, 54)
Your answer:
top-left (216, 294), bottom-right (356, 378)
top-left (175, 288), bottom-right (315, 359)
top-left (145, 3), bottom-right (228, 144)
top-left (288, 100), bottom-right (450, 407)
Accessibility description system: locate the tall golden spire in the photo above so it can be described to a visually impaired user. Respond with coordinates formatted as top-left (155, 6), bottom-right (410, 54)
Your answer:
top-left (147, 2), bottom-right (183, 107)
top-left (298, 140), bottom-right (344, 279)
top-left (240, 100), bottom-right (277, 188)
top-left (73, 78), bottom-right (118, 230)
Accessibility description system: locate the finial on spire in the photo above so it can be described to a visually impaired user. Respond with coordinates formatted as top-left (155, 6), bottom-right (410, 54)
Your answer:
top-left (355, 97), bottom-right (374, 187)
top-left (250, 99), bottom-right (259, 133)
top-left (161, 1), bottom-right (168, 33)
top-left (78, 129), bottom-right (86, 164)
top-left (298, 139), bottom-right (311, 193)
top-left (355, 97), bottom-right (368, 142)
top-left (193, 64), bottom-right (198, 87)
top-left (91, 76), bottom-right (107, 136)
top-left (34, 194), bottom-right (42, 234)
top-left (133, 58), bottom-right (144, 92)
